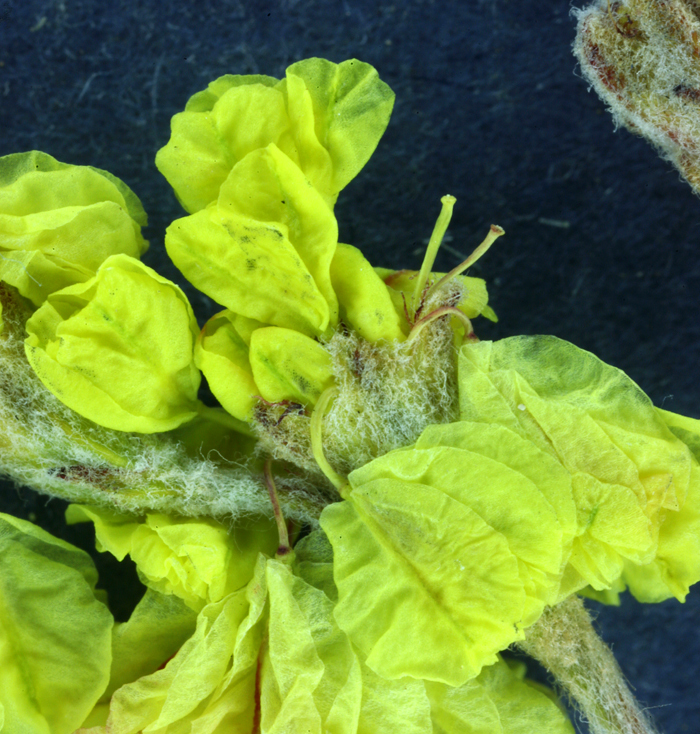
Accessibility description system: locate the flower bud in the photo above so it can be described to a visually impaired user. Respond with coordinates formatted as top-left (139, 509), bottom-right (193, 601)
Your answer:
top-left (24, 254), bottom-right (201, 433)
top-left (195, 308), bottom-right (335, 422)
top-left (0, 151), bottom-right (148, 305)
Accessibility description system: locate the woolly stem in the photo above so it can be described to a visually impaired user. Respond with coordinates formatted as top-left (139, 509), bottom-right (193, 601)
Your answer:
top-left (518, 595), bottom-right (659, 734)
top-left (1, 284), bottom-right (326, 524)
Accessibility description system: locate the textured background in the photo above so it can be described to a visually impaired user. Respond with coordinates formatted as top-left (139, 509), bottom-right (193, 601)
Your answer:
top-left (1, 1), bottom-right (699, 731)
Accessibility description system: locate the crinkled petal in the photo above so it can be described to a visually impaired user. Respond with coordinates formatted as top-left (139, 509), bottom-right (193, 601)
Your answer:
top-left (283, 57), bottom-right (395, 201)
top-left (195, 309), bottom-right (258, 422)
top-left (330, 243), bottom-right (406, 342)
top-left (0, 151), bottom-right (147, 304)
top-left (24, 254), bottom-right (201, 433)
top-left (66, 505), bottom-right (278, 611)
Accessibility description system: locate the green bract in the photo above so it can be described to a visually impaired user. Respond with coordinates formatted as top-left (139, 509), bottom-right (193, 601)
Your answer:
top-left (24, 254), bottom-right (202, 433)
top-left (0, 512), bottom-right (113, 734)
top-left (0, 151), bottom-right (148, 306)
top-left (155, 57), bottom-right (395, 213)
top-left (458, 335), bottom-right (700, 602)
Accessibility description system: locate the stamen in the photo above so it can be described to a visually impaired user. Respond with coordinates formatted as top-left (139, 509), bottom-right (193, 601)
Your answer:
top-left (426, 224), bottom-right (504, 302)
top-left (411, 195), bottom-right (457, 313)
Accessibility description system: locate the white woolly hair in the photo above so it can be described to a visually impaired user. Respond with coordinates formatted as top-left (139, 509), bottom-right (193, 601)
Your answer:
top-left (252, 290), bottom-right (461, 481)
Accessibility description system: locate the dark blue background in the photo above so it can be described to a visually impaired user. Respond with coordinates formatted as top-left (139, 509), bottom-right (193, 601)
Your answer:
top-left (1, 1), bottom-right (698, 731)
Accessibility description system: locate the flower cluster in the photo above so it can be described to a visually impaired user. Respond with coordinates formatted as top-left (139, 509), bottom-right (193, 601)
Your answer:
top-left (1, 56), bottom-right (700, 734)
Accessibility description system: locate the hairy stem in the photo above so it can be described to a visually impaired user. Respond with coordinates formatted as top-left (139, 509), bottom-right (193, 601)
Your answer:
top-left (518, 595), bottom-right (659, 734)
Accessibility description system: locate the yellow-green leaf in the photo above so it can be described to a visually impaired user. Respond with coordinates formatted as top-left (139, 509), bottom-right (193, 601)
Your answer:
top-left (330, 243), bottom-right (406, 342)
top-left (0, 512), bottom-right (113, 734)
top-left (358, 423), bottom-right (567, 624)
top-left (458, 335), bottom-right (694, 596)
top-left (478, 658), bottom-right (574, 733)
top-left (617, 408), bottom-right (700, 602)
top-left (195, 309), bottom-right (259, 422)
top-left (320, 478), bottom-right (526, 687)
top-left (282, 57), bottom-right (395, 205)
top-left (165, 146), bottom-right (337, 337)
top-left (66, 505), bottom-right (278, 611)
top-left (103, 589), bottom-right (197, 699)
top-left (155, 59), bottom-right (393, 213)
top-left (156, 76), bottom-right (287, 214)
top-left (249, 326), bottom-right (335, 406)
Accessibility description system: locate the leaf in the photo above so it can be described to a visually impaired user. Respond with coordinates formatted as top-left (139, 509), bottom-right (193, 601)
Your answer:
top-left (330, 243), bottom-right (406, 342)
top-left (617, 408), bottom-right (700, 602)
top-left (282, 57), bottom-right (395, 204)
top-left (261, 560), bottom-right (357, 733)
top-left (294, 529), bottom-right (572, 734)
top-left (320, 478), bottom-right (526, 686)
top-left (249, 326), bottom-right (335, 406)
top-left (355, 423), bottom-right (567, 623)
top-left (106, 589), bottom-right (254, 734)
top-left (478, 658), bottom-right (574, 734)
top-left (263, 551), bottom-right (436, 734)
top-left (0, 512), bottom-right (113, 734)
top-left (104, 589), bottom-right (197, 698)
top-left (102, 554), bottom-right (267, 734)
top-left (155, 76), bottom-right (287, 214)
top-left (194, 309), bottom-right (259, 422)
top-left (165, 146), bottom-right (337, 337)
top-left (458, 335), bottom-right (694, 594)
top-left (155, 59), bottom-right (394, 213)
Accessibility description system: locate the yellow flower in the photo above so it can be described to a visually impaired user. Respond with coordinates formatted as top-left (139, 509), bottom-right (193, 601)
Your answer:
top-left (155, 57), bottom-right (395, 213)
top-left (25, 254), bottom-right (201, 433)
top-left (0, 151), bottom-right (148, 305)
